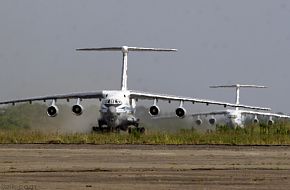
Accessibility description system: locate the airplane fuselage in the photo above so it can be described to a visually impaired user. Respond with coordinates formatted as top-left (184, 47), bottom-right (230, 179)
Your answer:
top-left (98, 90), bottom-right (138, 131)
top-left (225, 110), bottom-right (244, 127)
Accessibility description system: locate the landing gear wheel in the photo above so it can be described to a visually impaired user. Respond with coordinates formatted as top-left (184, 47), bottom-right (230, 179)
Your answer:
top-left (92, 120), bottom-right (109, 133)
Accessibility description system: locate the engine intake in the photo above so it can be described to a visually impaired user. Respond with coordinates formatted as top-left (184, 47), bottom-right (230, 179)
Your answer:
top-left (209, 117), bottom-right (216, 125)
top-left (47, 105), bottom-right (59, 117)
top-left (268, 119), bottom-right (274, 125)
top-left (253, 117), bottom-right (259, 124)
top-left (72, 104), bottom-right (84, 116)
top-left (195, 118), bottom-right (202, 125)
top-left (149, 105), bottom-right (160, 116)
top-left (175, 107), bottom-right (186, 118)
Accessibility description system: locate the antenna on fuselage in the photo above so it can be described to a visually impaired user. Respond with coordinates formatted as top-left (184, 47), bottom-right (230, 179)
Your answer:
top-left (210, 84), bottom-right (267, 110)
top-left (76, 46), bottom-right (177, 91)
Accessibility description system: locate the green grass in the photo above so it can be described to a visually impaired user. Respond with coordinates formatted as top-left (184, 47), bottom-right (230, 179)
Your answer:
top-left (1, 123), bottom-right (290, 145)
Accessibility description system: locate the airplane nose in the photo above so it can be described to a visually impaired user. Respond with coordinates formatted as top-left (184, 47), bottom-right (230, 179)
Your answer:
top-left (108, 106), bottom-right (117, 114)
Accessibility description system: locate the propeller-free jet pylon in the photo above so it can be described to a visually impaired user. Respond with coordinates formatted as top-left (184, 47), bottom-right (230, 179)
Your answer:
top-left (192, 84), bottom-right (290, 127)
top-left (0, 47), bottom-right (270, 133)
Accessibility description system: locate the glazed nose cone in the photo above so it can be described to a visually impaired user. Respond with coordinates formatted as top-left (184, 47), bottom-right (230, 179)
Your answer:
top-left (108, 106), bottom-right (117, 114)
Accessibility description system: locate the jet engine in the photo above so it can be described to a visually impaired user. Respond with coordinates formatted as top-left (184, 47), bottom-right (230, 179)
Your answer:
top-left (175, 107), bottom-right (186, 118)
top-left (72, 104), bottom-right (84, 116)
top-left (47, 105), bottom-right (59, 117)
top-left (253, 116), bottom-right (259, 124)
top-left (149, 105), bottom-right (160, 116)
top-left (268, 118), bottom-right (274, 125)
top-left (208, 117), bottom-right (216, 125)
top-left (195, 118), bottom-right (203, 125)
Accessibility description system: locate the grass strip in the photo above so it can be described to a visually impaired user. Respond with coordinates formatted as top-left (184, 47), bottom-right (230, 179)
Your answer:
top-left (1, 123), bottom-right (290, 145)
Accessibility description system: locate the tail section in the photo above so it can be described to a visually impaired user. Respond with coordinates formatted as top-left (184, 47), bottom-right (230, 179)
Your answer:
top-left (77, 46), bottom-right (177, 91)
top-left (210, 84), bottom-right (267, 110)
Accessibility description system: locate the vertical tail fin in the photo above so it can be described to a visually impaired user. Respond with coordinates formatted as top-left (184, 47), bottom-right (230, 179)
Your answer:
top-left (76, 46), bottom-right (177, 91)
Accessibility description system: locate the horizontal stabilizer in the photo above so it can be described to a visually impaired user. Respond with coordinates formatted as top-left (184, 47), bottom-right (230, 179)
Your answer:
top-left (210, 84), bottom-right (267, 88)
top-left (76, 45), bottom-right (176, 91)
top-left (76, 46), bottom-right (177, 52)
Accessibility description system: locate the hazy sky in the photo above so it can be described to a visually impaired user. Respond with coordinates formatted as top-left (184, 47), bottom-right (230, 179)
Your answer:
top-left (0, 0), bottom-right (290, 113)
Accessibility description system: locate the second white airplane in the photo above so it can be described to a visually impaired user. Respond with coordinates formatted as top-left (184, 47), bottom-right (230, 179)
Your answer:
top-left (0, 46), bottom-right (270, 133)
top-left (192, 84), bottom-right (290, 127)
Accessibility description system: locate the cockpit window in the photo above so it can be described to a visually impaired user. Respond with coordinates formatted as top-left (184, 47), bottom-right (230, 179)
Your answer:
top-left (228, 115), bottom-right (237, 119)
top-left (104, 99), bottom-right (122, 106)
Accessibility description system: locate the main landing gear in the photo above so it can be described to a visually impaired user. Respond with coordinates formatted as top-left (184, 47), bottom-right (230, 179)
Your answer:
top-left (128, 123), bottom-right (145, 134)
top-left (92, 126), bottom-right (113, 133)
top-left (92, 120), bottom-right (145, 134)
top-left (128, 127), bottom-right (145, 134)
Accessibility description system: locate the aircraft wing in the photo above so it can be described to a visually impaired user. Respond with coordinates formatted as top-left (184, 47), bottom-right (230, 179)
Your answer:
top-left (0, 91), bottom-right (104, 105)
top-left (191, 110), bottom-right (290, 119)
top-left (129, 90), bottom-right (270, 111)
top-left (239, 110), bottom-right (290, 119)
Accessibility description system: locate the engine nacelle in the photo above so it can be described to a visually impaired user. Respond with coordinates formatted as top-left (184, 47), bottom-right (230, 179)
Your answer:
top-left (47, 105), bottom-right (59, 117)
top-left (209, 117), bottom-right (216, 125)
top-left (195, 118), bottom-right (203, 125)
top-left (175, 107), bottom-right (186, 118)
top-left (149, 105), bottom-right (160, 116)
top-left (72, 104), bottom-right (84, 116)
top-left (253, 116), bottom-right (259, 124)
top-left (268, 119), bottom-right (274, 125)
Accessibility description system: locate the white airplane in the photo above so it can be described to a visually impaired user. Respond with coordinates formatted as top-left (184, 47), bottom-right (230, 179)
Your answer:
top-left (192, 84), bottom-right (290, 127)
top-left (0, 46), bottom-right (270, 133)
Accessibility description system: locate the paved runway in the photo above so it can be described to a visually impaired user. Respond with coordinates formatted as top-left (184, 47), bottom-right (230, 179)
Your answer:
top-left (0, 144), bottom-right (290, 190)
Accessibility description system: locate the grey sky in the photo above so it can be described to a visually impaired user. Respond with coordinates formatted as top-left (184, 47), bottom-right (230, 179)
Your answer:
top-left (0, 0), bottom-right (290, 113)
